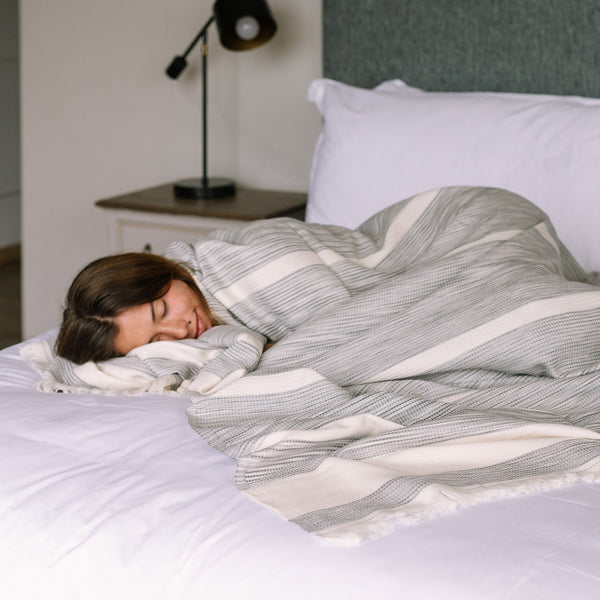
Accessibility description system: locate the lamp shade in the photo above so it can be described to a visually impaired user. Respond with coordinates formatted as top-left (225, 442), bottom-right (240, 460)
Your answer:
top-left (213, 0), bottom-right (277, 51)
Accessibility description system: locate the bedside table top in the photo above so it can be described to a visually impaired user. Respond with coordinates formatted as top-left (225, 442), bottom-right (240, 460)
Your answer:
top-left (96, 184), bottom-right (307, 221)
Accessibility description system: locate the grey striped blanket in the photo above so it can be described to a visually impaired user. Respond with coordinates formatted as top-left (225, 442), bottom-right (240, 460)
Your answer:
top-left (26, 187), bottom-right (600, 543)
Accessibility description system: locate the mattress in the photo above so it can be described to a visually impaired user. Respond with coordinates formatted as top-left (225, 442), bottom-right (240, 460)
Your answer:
top-left (1, 336), bottom-right (599, 600)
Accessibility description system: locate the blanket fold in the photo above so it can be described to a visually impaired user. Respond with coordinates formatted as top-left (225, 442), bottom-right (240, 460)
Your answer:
top-left (22, 325), bottom-right (265, 396)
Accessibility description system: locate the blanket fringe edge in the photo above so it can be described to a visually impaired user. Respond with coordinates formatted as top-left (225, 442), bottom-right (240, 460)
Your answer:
top-left (309, 471), bottom-right (600, 546)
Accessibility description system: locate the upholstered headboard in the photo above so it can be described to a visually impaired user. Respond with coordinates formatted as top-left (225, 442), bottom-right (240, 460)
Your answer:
top-left (323, 0), bottom-right (600, 97)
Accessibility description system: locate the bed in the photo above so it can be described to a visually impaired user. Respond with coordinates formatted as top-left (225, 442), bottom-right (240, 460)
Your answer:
top-left (3, 2), bottom-right (600, 598)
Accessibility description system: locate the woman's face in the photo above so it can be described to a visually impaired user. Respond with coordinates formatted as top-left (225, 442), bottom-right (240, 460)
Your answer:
top-left (113, 280), bottom-right (213, 355)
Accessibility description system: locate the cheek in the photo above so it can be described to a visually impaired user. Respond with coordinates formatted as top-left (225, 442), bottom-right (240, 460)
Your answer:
top-left (169, 281), bottom-right (198, 309)
top-left (113, 307), bottom-right (150, 353)
top-left (183, 286), bottom-right (203, 311)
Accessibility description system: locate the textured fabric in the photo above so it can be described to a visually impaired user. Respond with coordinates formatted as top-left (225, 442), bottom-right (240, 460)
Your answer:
top-left (163, 186), bottom-right (600, 543)
top-left (24, 186), bottom-right (600, 543)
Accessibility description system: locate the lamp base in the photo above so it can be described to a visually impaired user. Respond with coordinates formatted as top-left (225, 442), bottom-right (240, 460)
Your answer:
top-left (173, 177), bottom-right (236, 199)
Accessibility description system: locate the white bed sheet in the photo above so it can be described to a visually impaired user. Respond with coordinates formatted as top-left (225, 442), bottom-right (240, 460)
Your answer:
top-left (1, 336), bottom-right (600, 600)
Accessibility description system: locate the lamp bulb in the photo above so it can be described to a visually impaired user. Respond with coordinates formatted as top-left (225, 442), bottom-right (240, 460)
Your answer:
top-left (235, 16), bottom-right (260, 41)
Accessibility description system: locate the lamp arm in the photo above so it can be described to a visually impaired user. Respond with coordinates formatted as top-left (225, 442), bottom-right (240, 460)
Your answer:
top-left (180, 16), bottom-right (215, 60)
top-left (166, 16), bottom-right (215, 79)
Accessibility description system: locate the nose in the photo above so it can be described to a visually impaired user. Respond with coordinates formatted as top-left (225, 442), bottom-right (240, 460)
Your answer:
top-left (159, 319), bottom-right (189, 340)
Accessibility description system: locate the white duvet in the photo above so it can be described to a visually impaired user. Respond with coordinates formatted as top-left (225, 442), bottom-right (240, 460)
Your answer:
top-left (1, 338), bottom-right (600, 599)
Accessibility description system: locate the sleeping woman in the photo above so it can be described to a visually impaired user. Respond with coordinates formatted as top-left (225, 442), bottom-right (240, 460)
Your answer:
top-left (45, 186), bottom-right (600, 545)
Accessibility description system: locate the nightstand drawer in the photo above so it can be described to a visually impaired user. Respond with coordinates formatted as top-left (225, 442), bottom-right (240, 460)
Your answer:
top-left (102, 209), bottom-right (244, 253)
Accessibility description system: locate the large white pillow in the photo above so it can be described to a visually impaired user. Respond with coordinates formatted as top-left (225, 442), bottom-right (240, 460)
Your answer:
top-left (306, 78), bottom-right (600, 272)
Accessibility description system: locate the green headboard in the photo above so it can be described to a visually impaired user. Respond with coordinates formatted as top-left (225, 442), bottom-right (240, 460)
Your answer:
top-left (323, 0), bottom-right (600, 97)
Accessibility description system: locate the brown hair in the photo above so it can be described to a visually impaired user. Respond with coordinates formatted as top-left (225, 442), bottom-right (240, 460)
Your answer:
top-left (55, 252), bottom-right (216, 364)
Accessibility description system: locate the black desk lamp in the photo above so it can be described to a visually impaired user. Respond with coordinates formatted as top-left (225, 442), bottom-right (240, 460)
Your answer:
top-left (166, 0), bottom-right (277, 199)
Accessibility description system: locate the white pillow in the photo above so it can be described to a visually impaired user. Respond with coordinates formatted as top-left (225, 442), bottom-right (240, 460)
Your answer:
top-left (306, 78), bottom-right (600, 272)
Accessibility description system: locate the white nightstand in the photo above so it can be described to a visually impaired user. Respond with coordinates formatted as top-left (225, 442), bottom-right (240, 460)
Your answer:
top-left (96, 183), bottom-right (307, 254)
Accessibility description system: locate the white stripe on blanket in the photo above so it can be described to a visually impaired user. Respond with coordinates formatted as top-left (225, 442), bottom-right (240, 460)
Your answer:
top-left (24, 186), bottom-right (600, 544)
top-left (372, 291), bottom-right (600, 381)
top-left (248, 423), bottom-right (600, 520)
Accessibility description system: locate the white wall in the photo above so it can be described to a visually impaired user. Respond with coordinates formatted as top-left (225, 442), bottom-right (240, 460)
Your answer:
top-left (20, 0), bottom-right (322, 337)
top-left (0, 0), bottom-right (20, 249)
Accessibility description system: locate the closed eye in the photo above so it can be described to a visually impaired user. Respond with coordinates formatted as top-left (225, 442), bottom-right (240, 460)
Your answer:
top-left (148, 300), bottom-right (168, 344)
top-left (148, 302), bottom-right (157, 344)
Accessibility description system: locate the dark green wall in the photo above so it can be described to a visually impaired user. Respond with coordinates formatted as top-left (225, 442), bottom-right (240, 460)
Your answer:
top-left (323, 0), bottom-right (600, 97)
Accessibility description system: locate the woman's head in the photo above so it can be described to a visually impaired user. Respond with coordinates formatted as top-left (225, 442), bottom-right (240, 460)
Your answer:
top-left (55, 252), bottom-right (216, 364)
